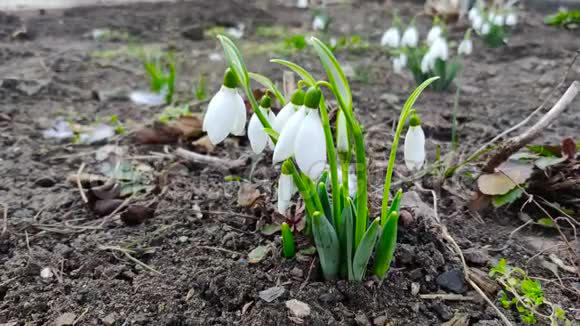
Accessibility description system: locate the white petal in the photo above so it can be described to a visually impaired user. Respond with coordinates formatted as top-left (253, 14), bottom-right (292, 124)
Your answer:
top-left (472, 15), bottom-right (483, 32)
top-left (426, 26), bottom-right (442, 45)
top-left (231, 92), bottom-right (247, 136)
top-left (401, 27), bottom-right (418, 47)
top-left (277, 198), bottom-right (292, 214)
top-left (404, 125), bottom-right (426, 171)
top-left (458, 39), bottom-right (473, 55)
top-left (421, 53), bottom-right (432, 73)
top-left (493, 15), bottom-right (505, 26)
top-left (336, 110), bottom-right (349, 152)
top-left (278, 173), bottom-right (295, 201)
top-left (273, 103), bottom-right (297, 133)
top-left (381, 27), bottom-right (400, 48)
top-left (267, 110), bottom-right (276, 150)
top-left (295, 110), bottom-right (327, 179)
top-left (505, 13), bottom-right (517, 26)
top-left (247, 107), bottom-right (270, 154)
top-left (429, 37), bottom-right (449, 61)
top-left (203, 86), bottom-right (238, 145)
top-left (481, 23), bottom-right (491, 35)
top-left (273, 107), bottom-right (306, 163)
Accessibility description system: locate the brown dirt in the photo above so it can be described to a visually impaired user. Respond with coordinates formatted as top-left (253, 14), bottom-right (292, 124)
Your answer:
top-left (1, 0), bottom-right (579, 325)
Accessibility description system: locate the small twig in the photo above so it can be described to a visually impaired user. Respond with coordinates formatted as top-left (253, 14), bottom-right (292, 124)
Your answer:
top-left (73, 307), bottom-right (89, 325)
top-left (468, 278), bottom-right (514, 326)
top-left (175, 148), bottom-right (246, 170)
top-left (76, 163), bottom-right (89, 204)
top-left (99, 245), bottom-right (162, 275)
top-left (420, 293), bottom-right (476, 301)
top-left (299, 258), bottom-right (317, 292)
top-left (1, 202), bottom-right (7, 235)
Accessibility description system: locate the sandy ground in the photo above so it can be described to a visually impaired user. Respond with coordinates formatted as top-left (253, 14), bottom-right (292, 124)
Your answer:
top-left (0, 0), bottom-right (185, 11)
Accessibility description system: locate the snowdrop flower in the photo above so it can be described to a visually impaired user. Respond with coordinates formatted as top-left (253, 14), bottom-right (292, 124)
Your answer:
top-left (505, 13), bottom-right (517, 26)
top-left (426, 25), bottom-right (442, 45)
top-left (381, 27), bottom-right (400, 48)
top-left (401, 26), bottom-right (419, 48)
top-left (481, 22), bottom-right (491, 35)
top-left (492, 14), bottom-right (505, 26)
top-left (336, 110), bottom-right (349, 153)
top-left (273, 90), bottom-right (305, 134)
top-left (472, 14), bottom-right (483, 32)
top-left (294, 88), bottom-right (327, 179)
top-left (392, 53), bottom-right (408, 74)
top-left (336, 168), bottom-right (357, 198)
top-left (273, 106), bottom-right (307, 163)
top-left (404, 113), bottom-right (425, 171)
top-left (296, 0), bottom-right (308, 9)
top-left (203, 69), bottom-right (247, 145)
top-left (468, 7), bottom-right (479, 21)
top-left (248, 95), bottom-right (276, 154)
top-left (278, 163), bottom-right (297, 214)
top-left (458, 38), bottom-right (473, 56)
top-left (420, 52), bottom-right (433, 73)
top-left (429, 37), bottom-right (449, 62)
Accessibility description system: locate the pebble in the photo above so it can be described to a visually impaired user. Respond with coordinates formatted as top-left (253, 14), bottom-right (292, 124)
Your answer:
top-left (40, 267), bottom-right (53, 279)
top-left (55, 313), bottom-right (76, 326)
top-left (259, 286), bottom-right (285, 303)
top-left (178, 236), bottom-right (188, 243)
top-left (286, 299), bottom-right (310, 318)
top-left (354, 312), bottom-right (371, 326)
top-left (290, 267), bottom-right (303, 279)
top-left (436, 269), bottom-right (467, 294)
top-left (102, 313), bottom-right (117, 326)
top-left (411, 282), bottom-right (420, 296)
top-left (373, 315), bottom-right (388, 326)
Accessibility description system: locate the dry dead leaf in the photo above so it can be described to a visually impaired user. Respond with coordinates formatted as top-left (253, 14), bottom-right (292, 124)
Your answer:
top-left (134, 114), bottom-right (203, 144)
top-left (192, 135), bottom-right (215, 154)
top-left (424, 0), bottom-right (461, 21)
top-left (477, 161), bottom-right (533, 195)
top-left (237, 184), bottom-right (263, 208)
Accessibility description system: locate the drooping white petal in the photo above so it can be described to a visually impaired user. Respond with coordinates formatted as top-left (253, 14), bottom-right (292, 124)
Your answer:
top-left (273, 103), bottom-right (297, 134)
top-left (492, 14), bottom-right (505, 26)
top-left (429, 37), bottom-right (449, 61)
top-left (203, 86), bottom-right (239, 144)
top-left (404, 125), bottom-right (426, 171)
top-left (231, 92), bottom-right (247, 136)
top-left (398, 53), bottom-right (408, 67)
top-left (481, 23), bottom-right (491, 35)
top-left (458, 39), bottom-right (473, 55)
top-left (426, 25), bottom-right (442, 45)
top-left (505, 13), bottom-right (517, 26)
top-left (472, 14), bottom-right (483, 32)
top-left (401, 27), bottom-right (419, 48)
top-left (312, 16), bottom-right (326, 31)
top-left (248, 106), bottom-right (271, 154)
top-left (267, 110), bottom-right (276, 150)
top-left (296, 0), bottom-right (308, 9)
top-left (380, 27), bottom-right (400, 48)
top-left (336, 110), bottom-right (349, 153)
top-left (468, 7), bottom-right (479, 21)
top-left (421, 53), bottom-right (433, 73)
top-left (278, 173), bottom-right (296, 201)
top-left (295, 110), bottom-right (327, 179)
top-left (273, 107), bottom-right (307, 163)
top-left (336, 168), bottom-right (358, 198)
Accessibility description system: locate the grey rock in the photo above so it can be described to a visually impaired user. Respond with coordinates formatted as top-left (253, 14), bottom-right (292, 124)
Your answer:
top-left (355, 312), bottom-right (371, 326)
top-left (373, 315), bottom-right (388, 326)
top-left (259, 286), bottom-right (285, 303)
top-left (436, 269), bottom-right (467, 294)
top-left (286, 299), bottom-right (310, 318)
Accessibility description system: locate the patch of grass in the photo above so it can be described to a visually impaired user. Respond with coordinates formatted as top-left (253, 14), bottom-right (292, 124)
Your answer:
top-left (255, 25), bottom-right (289, 38)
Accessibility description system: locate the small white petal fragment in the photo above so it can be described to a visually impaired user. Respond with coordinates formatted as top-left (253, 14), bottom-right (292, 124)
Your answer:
top-left (278, 173), bottom-right (296, 214)
top-left (273, 107), bottom-right (306, 163)
top-left (481, 23), bottom-right (491, 35)
top-left (505, 13), bottom-right (517, 26)
top-left (381, 27), bottom-right (400, 48)
top-left (40, 267), bottom-right (54, 279)
top-left (129, 90), bottom-right (165, 106)
top-left (404, 125), bottom-right (426, 171)
top-left (401, 27), bottom-right (419, 48)
top-left (295, 110), bottom-right (327, 179)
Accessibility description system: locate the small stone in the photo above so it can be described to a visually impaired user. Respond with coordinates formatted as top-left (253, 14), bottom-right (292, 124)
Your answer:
top-left (373, 315), bottom-right (388, 326)
top-left (259, 286), bottom-right (285, 303)
top-left (55, 313), bottom-right (76, 326)
top-left (178, 236), bottom-right (188, 243)
top-left (355, 312), bottom-right (371, 326)
top-left (290, 267), bottom-right (303, 279)
top-left (396, 244), bottom-right (415, 264)
top-left (192, 204), bottom-right (203, 219)
top-left (102, 313), bottom-right (117, 326)
top-left (181, 25), bottom-right (204, 41)
top-left (286, 299), bottom-right (310, 318)
top-left (40, 267), bottom-right (53, 279)
top-left (433, 302), bottom-right (453, 321)
top-left (399, 209), bottom-right (414, 226)
top-left (34, 176), bottom-right (56, 187)
top-left (411, 282), bottom-right (420, 296)
top-left (437, 269), bottom-right (467, 294)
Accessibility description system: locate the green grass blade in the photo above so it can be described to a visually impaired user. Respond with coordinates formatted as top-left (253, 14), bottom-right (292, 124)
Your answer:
top-left (312, 211), bottom-right (340, 280)
top-left (217, 35), bottom-right (250, 88)
top-left (382, 189), bottom-right (402, 227)
top-left (318, 182), bottom-right (333, 226)
top-left (249, 72), bottom-right (286, 106)
top-left (374, 212), bottom-right (399, 279)
top-left (270, 59), bottom-right (316, 86)
top-left (352, 217), bottom-right (380, 281)
top-left (281, 222), bottom-right (296, 258)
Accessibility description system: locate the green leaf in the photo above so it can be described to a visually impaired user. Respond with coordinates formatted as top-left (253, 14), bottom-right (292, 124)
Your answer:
top-left (352, 218), bottom-right (380, 281)
top-left (536, 218), bottom-right (555, 228)
top-left (526, 145), bottom-right (560, 157)
top-left (263, 128), bottom-right (280, 142)
top-left (444, 58), bottom-right (461, 89)
top-left (401, 77), bottom-right (439, 120)
top-left (281, 222), bottom-right (296, 259)
top-left (492, 186), bottom-right (525, 208)
top-left (318, 182), bottom-right (333, 226)
top-left (338, 198), bottom-right (355, 280)
top-left (270, 59), bottom-right (316, 86)
top-left (382, 189), bottom-right (402, 227)
top-left (249, 72), bottom-right (286, 106)
top-left (374, 212), bottom-right (399, 279)
top-left (312, 211), bottom-right (340, 280)
top-left (318, 170), bottom-right (329, 185)
top-left (217, 35), bottom-right (250, 88)
top-left (310, 37), bottom-right (352, 111)
top-left (260, 223), bottom-right (280, 235)
top-left (534, 156), bottom-right (567, 170)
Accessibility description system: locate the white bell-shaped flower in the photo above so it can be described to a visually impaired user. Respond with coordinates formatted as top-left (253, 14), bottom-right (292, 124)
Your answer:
top-left (429, 37), bottom-right (449, 61)
top-left (336, 110), bottom-right (349, 153)
top-left (420, 52), bottom-right (433, 73)
top-left (381, 27), bottom-right (400, 48)
top-left (505, 13), bottom-right (517, 26)
top-left (248, 96), bottom-right (275, 154)
top-left (481, 23), bottom-right (491, 35)
top-left (294, 88), bottom-right (326, 180)
top-left (492, 14), bottom-right (505, 26)
top-left (468, 7), bottom-right (479, 21)
top-left (273, 90), bottom-right (304, 134)
top-left (203, 70), bottom-right (247, 145)
top-left (401, 26), bottom-right (419, 48)
top-left (426, 25), bottom-right (442, 45)
top-left (273, 106), bottom-right (307, 163)
top-left (472, 14), bottom-right (484, 32)
top-left (458, 39), bottom-right (473, 55)
top-left (336, 168), bottom-right (357, 198)
top-left (393, 53), bottom-right (408, 74)
top-left (404, 114), bottom-right (426, 171)
top-left (277, 167), bottom-right (297, 214)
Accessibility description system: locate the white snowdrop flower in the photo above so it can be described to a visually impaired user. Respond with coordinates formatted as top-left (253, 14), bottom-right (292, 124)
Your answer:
top-left (472, 14), bottom-right (483, 32)
top-left (277, 166), bottom-right (297, 214)
top-left (481, 22), bottom-right (491, 35)
top-left (458, 39), bottom-right (473, 55)
top-left (392, 53), bottom-right (408, 74)
top-left (426, 25), bottom-right (442, 45)
top-left (420, 52), bottom-right (433, 73)
top-left (492, 14), bottom-right (505, 26)
top-left (203, 69), bottom-right (247, 145)
top-left (312, 15), bottom-right (326, 31)
top-left (273, 90), bottom-right (304, 134)
top-left (248, 96), bottom-right (275, 154)
top-left (296, 0), bottom-right (308, 9)
top-left (404, 114), bottom-right (426, 171)
top-left (273, 106), bottom-right (307, 163)
top-left (398, 53), bottom-right (408, 67)
top-left (505, 13), bottom-right (517, 26)
top-left (381, 27), bottom-right (400, 48)
top-left (401, 26), bottom-right (419, 48)
top-left (429, 37), bottom-right (449, 62)
top-left (336, 110), bottom-right (349, 153)
top-left (468, 7), bottom-right (479, 21)
top-left (43, 119), bottom-right (74, 140)
top-left (294, 88), bottom-right (327, 180)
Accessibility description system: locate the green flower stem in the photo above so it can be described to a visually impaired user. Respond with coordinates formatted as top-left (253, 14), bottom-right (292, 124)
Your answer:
top-left (286, 160), bottom-right (316, 218)
top-left (340, 154), bottom-right (349, 195)
top-left (246, 91), bottom-right (276, 142)
top-left (318, 95), bottom-right (341, 226)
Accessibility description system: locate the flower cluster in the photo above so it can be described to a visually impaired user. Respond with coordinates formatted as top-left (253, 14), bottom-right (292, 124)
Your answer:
top-left (468, 4), bottom-right (518, 47)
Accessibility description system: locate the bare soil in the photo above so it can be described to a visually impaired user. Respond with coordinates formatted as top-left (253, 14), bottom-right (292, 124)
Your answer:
top-left (1, 1), bottom-right (579, 325)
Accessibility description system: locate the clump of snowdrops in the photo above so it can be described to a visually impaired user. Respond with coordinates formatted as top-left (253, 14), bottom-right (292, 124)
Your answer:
top-left (381, 17), bottom-right (472, 91)
top-left (468, 1), bottom-right (518, 47)
top-left (202, 35), bottom-right (436, 281)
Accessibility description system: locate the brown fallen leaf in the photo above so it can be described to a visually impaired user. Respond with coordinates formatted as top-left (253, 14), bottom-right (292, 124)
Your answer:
top-left (561, 137), bottom-right (576, 159)
top-left (237, 184), bottom-right (263, 209)
top-left (477, 161), bottom-right (533, 195)
top-left (192, 135), bottom-right (215, 154)
top-left (134, 114), bottom-right (203, 144)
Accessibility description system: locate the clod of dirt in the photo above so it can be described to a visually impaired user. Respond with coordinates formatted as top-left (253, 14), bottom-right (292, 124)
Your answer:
top-left (93, 199), bottom-right (124, 216)
top-left (34, 176), bottom-right (56, 188)
top-left (441, 313), bottom-right (470, 326)
top-left (436, 269), bottom-right (467, 294)
top-left (399, 209), bottom-right (414, 226)
top-left (285, 299), bottom-right (311, 318)
top-left (433, 302), bottom-right (453, 321)
top-left (258, 286), bottom-right (285, 303)
top-left (120, 205), bottom-right (155, 226)
top-left (372, 315), bottom-right (388, 326)
top-left (101, 313), bottom-right (118, 326)
top-left (54, 313), bottom-right (76, 326)
top-left (463, 248), bottom-right (491, 265)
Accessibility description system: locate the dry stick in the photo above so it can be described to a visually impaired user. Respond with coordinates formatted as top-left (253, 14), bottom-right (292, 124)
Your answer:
top-left (469, 53), bottom-right (579, 165)
top-left (174, 148), bottom-right (246, 170)
top-left (483, 80), bottom-right (580, 173)
top-left (99, 245), bottom-right (162, 275)
top-left (419, 293), bottom-right (476, 301)
top-left (76, 163), bottom-right (89, 204)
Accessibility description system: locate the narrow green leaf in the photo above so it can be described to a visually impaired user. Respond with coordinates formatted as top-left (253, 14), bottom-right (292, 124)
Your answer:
top-left (382, 189), bottom-right (402, 227)
top-left (319, 170), bottom-right (329, 185)
top-left (537, 218), bottom-right (555, 228)
top-left (310, 37), bottom-right (352, 111)
top-left (374, 212), bottom-right (399, 279)
top-left (217, 35), bottom-right (250, 88)
top-left (318, 182), bottom-right (333, 226)
top-left (352, 217), bottom-right (380, 281)
top-left (445, 58), bottom-right (461, 89)
top-left (281, 222), bottom-right (296, 258)
top-left (312, 211), bottom-right (340, 280)
top-left (249, 72), bottom-right (286, 106)
top-left (401, 76), bottom-right (439, 118)
top-left (270, 59), bottom-right (316, 86)
top-left (338, 198), bottom-right (355, 280)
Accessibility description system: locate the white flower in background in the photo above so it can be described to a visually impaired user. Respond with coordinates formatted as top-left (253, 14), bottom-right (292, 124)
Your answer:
top-left (468, 7), bottom-right (479, 21)
top-left (79, 124), bottom-right (115, 144)
top-left (273, 106), bottom-right (307, 163)
top-left (381, 27), bottom-right (400, 48)
top-left (43, 119), bottom-right (74, 140)
top-left (458, 38), bottom-right (473, 55)
top-left (506, 13), bottom-right (517, 26)
top-left (296, 0), bottom-right (308, 9)
top-left (273, 90), bottom-right (304, 134)
top-left (336, 168), bottom-right (358, 198)
top-left (472, 14), bottom-right (484, 32)
top-left (492, 14), bottom-right (505, 26)
top-left (312, 15), bottom-right (329, 31)
top-left (401, 26), bottom-right (419, 47)
top-left (392, 53), bottom-right (408, 74)
top-left (420, 53), bottom-right (433, 73)
top-left (203, 70), bottom-right (246, 145)
top-left (278, 169), bottom-right (297, 214)
top-left (404, 114), bottom-right (426, 171)
top-left (429, 37), bottom-right (449, 62)
top-left (426, 25), bottom-right (442, 45)
top-left (481, 22), bottom-right (491, 35)
top-left (248, 96), bottom-right (276, 154)
top-left (294, 88), bottom-right (326, 179)
top-left (336, 110), bottom-right (349, 153)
